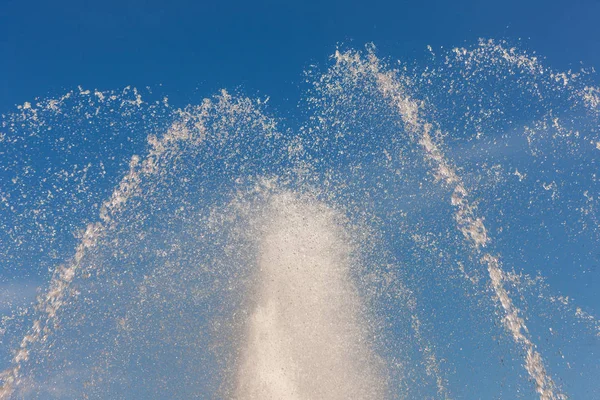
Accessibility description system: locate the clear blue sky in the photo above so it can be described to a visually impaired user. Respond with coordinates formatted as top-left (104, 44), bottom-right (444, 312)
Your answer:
top-left (1, 0), bottom-right (599, 112)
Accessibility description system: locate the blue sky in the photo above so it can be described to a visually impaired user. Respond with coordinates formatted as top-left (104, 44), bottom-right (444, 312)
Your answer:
top-left (1, 0), bottom-right (600, 113)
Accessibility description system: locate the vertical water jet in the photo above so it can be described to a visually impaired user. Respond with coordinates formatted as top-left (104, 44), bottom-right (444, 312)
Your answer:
top-left (235, 193), bottom-right (387, 400)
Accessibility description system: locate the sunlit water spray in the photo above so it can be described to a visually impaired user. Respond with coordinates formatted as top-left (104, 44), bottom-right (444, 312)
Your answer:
top-left (0, 40), bottom-right (599, 399)
top-left (236, 193), bottom-right (386, 399)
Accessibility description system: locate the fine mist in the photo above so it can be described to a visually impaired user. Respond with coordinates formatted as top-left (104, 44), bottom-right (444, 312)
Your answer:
top-left (235, 193), bottom-right (387, 399)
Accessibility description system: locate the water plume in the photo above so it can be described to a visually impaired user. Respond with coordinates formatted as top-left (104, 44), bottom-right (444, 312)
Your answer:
top-left (235, 193), bottom-right (386, 399)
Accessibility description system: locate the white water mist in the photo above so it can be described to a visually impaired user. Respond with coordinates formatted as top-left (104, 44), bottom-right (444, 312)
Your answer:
top-left (235, 193), bottom-right (387, 399)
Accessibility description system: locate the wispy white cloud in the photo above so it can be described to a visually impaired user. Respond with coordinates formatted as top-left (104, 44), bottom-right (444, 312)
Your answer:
top-left (0, 281), bottom-right (40, 315)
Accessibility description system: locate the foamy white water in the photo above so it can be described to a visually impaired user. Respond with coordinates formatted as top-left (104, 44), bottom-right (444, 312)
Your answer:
top-left (235, 193), bottom-right (386, 399)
